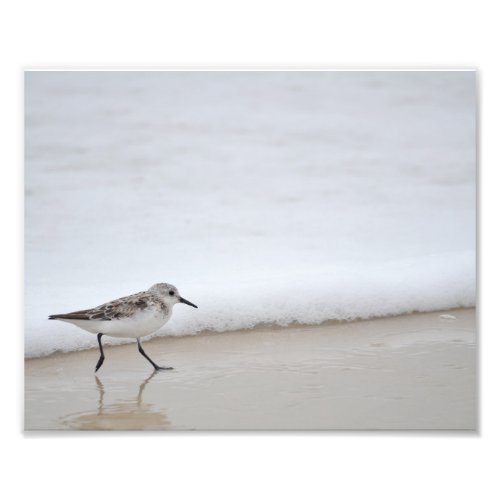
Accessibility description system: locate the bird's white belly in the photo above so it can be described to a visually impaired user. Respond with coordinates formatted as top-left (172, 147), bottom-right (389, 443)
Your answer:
top-left (63, 309), bottom-right (171, 339)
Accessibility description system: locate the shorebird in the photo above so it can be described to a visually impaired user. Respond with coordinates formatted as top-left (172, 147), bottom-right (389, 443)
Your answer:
top-left (49, 283), bottom-right (197, 372)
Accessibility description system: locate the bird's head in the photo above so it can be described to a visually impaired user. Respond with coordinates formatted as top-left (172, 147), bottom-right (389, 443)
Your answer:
top-left (148, 283), bottom-right (198, 308)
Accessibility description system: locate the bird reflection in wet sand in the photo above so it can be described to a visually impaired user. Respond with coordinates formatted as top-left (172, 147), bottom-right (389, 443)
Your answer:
top-left (61, 372), bottom-right (170, 430)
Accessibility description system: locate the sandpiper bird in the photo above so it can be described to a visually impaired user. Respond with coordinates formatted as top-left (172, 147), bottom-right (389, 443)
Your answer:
top-left (49, 283), bottom-right (197, 372)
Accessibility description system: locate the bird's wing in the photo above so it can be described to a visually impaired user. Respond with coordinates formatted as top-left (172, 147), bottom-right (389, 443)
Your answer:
top-left (49, 292), bottom-right (151, 321)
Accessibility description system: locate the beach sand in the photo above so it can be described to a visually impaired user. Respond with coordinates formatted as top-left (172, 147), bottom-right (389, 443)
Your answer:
top-left (24, 308), bottom-right (476, 431)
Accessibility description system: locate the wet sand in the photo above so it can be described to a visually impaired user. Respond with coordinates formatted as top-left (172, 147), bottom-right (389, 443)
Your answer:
top-left (24, 308), bottom-right (476, 431)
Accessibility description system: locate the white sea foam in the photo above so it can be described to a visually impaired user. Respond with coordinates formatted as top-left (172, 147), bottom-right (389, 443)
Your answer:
top-left (25, 71), bottom-right (476, 358)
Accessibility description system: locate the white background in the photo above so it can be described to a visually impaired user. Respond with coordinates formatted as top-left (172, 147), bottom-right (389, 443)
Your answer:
top-left (1, 1), bottom-right (497, 499)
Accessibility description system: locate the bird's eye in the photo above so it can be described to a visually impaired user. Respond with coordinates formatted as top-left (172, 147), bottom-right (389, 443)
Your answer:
top-left (169, 291), bottom-right (175, 296)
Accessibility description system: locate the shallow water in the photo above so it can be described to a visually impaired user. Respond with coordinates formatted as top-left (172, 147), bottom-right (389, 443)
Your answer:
top-left (25, 309), bottom-right (476, 430)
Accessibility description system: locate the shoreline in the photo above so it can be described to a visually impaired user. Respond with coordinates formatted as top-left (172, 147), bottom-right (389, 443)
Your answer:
top-left (25, 307), bottom-right (476, 430)
top-left (25, 306), bottom-right (474, 360)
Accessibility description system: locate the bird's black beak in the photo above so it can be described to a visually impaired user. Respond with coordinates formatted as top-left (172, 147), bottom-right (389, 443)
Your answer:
top-left (179, 297), bottom-right (198, 308)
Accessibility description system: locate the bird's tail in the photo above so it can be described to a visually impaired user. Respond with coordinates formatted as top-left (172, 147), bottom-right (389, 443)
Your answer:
top-left (48, 314), bottom-right (64, 320)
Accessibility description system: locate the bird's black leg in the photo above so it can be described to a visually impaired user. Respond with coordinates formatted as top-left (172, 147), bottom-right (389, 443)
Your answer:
top-left (137, 339), bottom-right (173, 371)
top-left (95, 333), bottom-right (105, 372)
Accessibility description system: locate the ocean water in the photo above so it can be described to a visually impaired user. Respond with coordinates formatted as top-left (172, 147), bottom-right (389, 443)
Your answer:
top-left (24, 71), bottom-right (476, 357)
